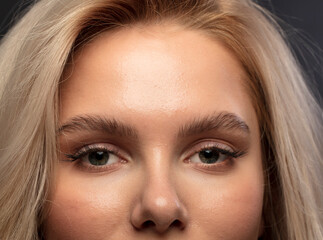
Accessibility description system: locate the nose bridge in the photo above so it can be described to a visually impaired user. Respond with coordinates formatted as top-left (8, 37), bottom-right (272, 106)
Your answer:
top-left (142, 143), bottom-right (173, 188)
top-left (130, 147), bottom-right (188, 233)
top-left (144, 162), bottom-right (178, 213)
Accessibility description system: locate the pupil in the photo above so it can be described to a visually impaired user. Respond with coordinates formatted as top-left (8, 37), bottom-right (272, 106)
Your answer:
top-left (88, 151), bottom-right (109, 165)
top-left (199, 149), bottom-right (219, 164)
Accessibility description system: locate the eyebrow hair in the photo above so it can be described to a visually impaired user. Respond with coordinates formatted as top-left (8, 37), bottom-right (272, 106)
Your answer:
top-left (177, 112), bottom-right (250, 138)
top-left (58, 112), bottom-right (250, 139)
top-left (58, 115), bottom-right (138, 139)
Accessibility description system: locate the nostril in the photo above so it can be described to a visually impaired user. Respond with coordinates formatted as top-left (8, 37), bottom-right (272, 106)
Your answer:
top-left (141, 220), bottom-right (155, 229)
top-left (140, 219), bottom-right (184, 232)
top-left (130, 193), bottom-right (189, 233)
top-left (170, 220), bottom-right (184, 229)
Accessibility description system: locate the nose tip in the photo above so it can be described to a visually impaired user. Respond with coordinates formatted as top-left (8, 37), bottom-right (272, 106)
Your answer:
top-left (130, 186), bottom-right (188, 234)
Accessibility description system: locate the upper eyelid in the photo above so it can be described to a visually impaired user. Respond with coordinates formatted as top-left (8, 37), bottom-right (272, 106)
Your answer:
top-left (77, 147), bottom-right (115, 158)
top-left (184, 140), bottom-right (234, 156)
top-left (78, 144), bottom-right (116, 154)
top-left (71, 143), bottom-right (122, 159)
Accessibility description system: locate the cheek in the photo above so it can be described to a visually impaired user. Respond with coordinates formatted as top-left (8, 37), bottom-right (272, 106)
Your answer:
top-left (183, 165), bottom-right (264, 239)
top-left (43, 172), bottom-right (136, 240)
top-left (219, 177), bottom-right (264, 239)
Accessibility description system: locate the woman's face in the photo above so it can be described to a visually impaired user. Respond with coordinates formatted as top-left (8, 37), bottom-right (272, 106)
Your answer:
top-left (45, 25), bottom-right (264, 239)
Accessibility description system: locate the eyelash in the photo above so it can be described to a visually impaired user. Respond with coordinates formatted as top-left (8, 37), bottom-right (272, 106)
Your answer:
top-left (64, 144), bottom-right (126, 172)
top-left (63, 142), bottom-right (246, 173)
top-left (185, 143), bottom-right (246, 171)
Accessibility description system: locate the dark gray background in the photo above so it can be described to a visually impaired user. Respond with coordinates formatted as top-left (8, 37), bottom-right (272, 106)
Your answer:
top-left (0, 0), bottom-right (322, 103)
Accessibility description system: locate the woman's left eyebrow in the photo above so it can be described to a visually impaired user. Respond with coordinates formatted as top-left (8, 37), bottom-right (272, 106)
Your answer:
top-left (177, 111), bottom-right (250, 138)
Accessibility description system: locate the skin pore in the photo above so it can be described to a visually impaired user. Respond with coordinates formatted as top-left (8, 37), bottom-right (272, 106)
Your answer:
top-left (44, 24), bottom-right (264, 239)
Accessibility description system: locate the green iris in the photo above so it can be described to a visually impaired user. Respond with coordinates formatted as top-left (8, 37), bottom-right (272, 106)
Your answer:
top-left (198, 149), bottom-right (220, 164)
top-left (88, 151), bottom-right (110, 166)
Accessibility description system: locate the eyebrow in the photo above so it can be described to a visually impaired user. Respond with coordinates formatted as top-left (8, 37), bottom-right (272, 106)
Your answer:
top-left (177, 112), bottom-right (250, 138)
top-left (58, 115), bottom-right (138, 139)
top-left (58, 112), bottom-right (250, 139)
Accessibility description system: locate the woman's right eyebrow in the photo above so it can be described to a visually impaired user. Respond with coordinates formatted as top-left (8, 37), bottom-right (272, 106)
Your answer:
top-left (58, 115), bottom-right (139, 139)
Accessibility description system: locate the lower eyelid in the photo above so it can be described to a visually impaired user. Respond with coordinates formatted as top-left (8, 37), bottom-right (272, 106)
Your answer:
top-left (75, 160), bottom-right (124, 173)
top-left (188, 157), bottom-right (235, 173)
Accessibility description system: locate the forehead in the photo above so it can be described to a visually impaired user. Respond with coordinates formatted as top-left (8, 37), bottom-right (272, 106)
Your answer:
top-left (60, 25), bottom-right (255, 133)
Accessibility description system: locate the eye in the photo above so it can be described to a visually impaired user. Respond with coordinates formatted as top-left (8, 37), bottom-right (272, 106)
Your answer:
top-left (185, 141), bottom-right (246, 170)
top-left (190, 147), bottom-right (232, 164)
top-left (64, 143), bottom-right (127, 172)
top-left (81, 150), bottom-right (119, 166)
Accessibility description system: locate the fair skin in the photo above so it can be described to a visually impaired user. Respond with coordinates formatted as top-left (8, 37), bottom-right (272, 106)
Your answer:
top-left (44, 24), bottom-right (264, 239)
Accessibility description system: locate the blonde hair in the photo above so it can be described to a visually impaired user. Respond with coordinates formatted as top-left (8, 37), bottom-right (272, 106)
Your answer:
top-left (0, 0), bottom-right (322, 239)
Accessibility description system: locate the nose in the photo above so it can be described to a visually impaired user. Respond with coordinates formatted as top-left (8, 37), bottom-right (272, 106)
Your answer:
top-left (130, 170), bottom-right (188, 234)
